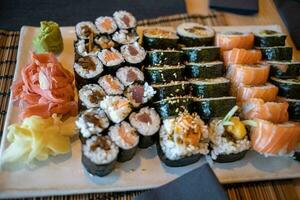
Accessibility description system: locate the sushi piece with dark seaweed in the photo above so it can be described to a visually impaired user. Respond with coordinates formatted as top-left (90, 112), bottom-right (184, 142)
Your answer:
top-left (254, 30), bottom-right (286, 47)
top-left (144, 65), bottom-right (185, 84)
top-left (142, 28), bottom-right (179, 50)
top-left (267, 61), bottom-right (300, 79)
top-left (183, 46), bottom-right (220, 63)
top-left (152, 81), bottom-right (189, 101)
top-left (258, 46), bottom-right (293, 61)
top-left (185, 61), bottom-right (224, 79)
top-left (270, 77), bottom-right (300, 99)
top-left (147, 50), bottom-right (183, 66)
top-left (278, 97), bottom-right (300, 121)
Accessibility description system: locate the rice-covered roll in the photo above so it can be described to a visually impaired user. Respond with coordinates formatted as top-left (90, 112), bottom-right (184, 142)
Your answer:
top-left (97, 48), bottom-right (124, 72)
top-left (78, 84), bottom-right (106, 110)
top-left (112, 29), bottom-right (139, 45)
top-left (74, 39), bottom-right (100, 57)
top-left (113, 10), bottom-right (137, 29)
top-left (124, 82), bottom-right (156, 107)
top-left (82, 135), bottom-right (119, 177)
top-left (108, 122), bottom-right (139, 162)
top-left (95, 16), bottom-right (118, 34)
top-left (176, 23), bottom-right (215, 47)
top-left (98, 74), bottom-right (124, 95)
top-left (94, 35), bottom-right (116, 50)
top-left (116, 66), bottom-right (144, 86)
top-left (76, 108), bottom-right (110, 143)
top-left (74, 56), bottom-right (103, 87)
top-left (75, 21), bottom-right (98, 40)
top-left (100, 96), bottom-right (132, 123)
top-left (129, 107), bottom-right (161, 148)
top-left (208, 106), bottom-right (250, 163)
top-left (120, 42), bottom-right (146, 66)
top-left (158, 112), bottom-right (209, 167)
top-left (143, 28), bottom-right (179, 50)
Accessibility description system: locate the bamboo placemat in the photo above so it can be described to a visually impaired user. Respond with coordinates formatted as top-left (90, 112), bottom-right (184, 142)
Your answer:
top-left (0, 12), bottom-right (299, 200)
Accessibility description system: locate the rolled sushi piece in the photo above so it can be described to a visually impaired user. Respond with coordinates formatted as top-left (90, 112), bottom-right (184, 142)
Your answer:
top-left (124, 82), bottom-right (156, 108)
top-left (94, 35), bottom-right (116, 50)
top-left (278, 97), bottom-right (300, 121)
top-left (116, 66), bottom-right (144, 86)
top-left (147, 50), bottom-right (184, 66)
top-left (100, 96), bottom-right (132, 123)
top-left (76, 108), bottom-right (110, 143)
top-left (294, 144), bottom-right (300, 161)
top-left (215, 31), bottom-right (254, 51)
top-left (223, 48), bottom-right (262, 66)
top-left (95, 16), bottom-right (118, 34)
top-left (270, 77), bottom-right (300, 99)
top-left (97, 48), bottom-right (124, 73)
top-left (254, 30), bottom-right (286, 47)
top-left (75, 21), bottom-right (98, 40)
top-left (78, 84), bottom-right (106, 110)
top-left (112, 29), bottom-right (139, 45)
top-left (82, 135), bottom-right (119, 177)
top-left (183, 46), bottom-right (220, 63)
top-left (193, 96), bottom-right (237, 120)
top-left (74, 39), bottom-right (100, 57)
top-left (176, 23), bottom-right (214, 47)
top-left (142, 28), bottom-right (179, 50)
top-left (113, 10), bottom-right (137, 30)
top-left (98, 74), bottom-right (124, 95)
top-left (153, 96), bottom-right (194, 119)
top-left (129, 107), bottom-right (161, 148)
top-left (189, 77), bottom-right (230, 98)
top-left (144, 65), bottom-right (185, 84)
top-left (258, 46), bottom-right (293, 61)
top-left (185, 61), bottom-right (224, 79)
top-left (267, 61), bottom-right (300, 79)
top-left (158, 112), bottom-right (209, 167)
top-left (120, 42), bottom-right (146, 66)
top-left (74, 56), bottom-right (103, 87)
top-left (108, 121), bottom-right (139, 162)
top-left (152, 81), bottom-right (188, 101)
top-left (209, 106), bottom-right (250, 162)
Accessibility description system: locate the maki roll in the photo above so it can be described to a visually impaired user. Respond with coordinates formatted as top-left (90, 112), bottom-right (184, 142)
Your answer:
top-left (176, 23), bottom-right (214, 47)
top-left (270, 77), bottom-right (300, 99)
top-left (97, 48), bottom-right (124, 73)
top-left (120, 42), bottom-right (146, 66)
top-left (124, 82), bottom-right (156, 108)
top-left (82, 135), bottom-right (119, 177)
top-left (113, 10), bottom-right (137, 30)
top-left (182, 46), bottom-right (220, 63)
top-left (95, 16), bottom-right (117, 34)
top-left (74, 39), bottom-right (100, 57)
top-left (112, 29), bottom-right (139, 45)
top-left (129, 107), bottom-right (161, 148)
top-left (76, 108), bottom-right (110, 143)
top-left (100, 96), bottom-right (132, 123)
top-left (98, 75), bottom-right (124, 95)
top-left (278, 97), bottom-right (300, 121)
top-left (158, 112), bottom-right (209, 167)
top-left (152, 81), bottom-right (188, 101)
top-left (267, 61), bottom-right (300, 79)
top-left (144, 65), bottom-right (185, 84)
top-left (143, 28), bottom-right (179, 50)
top-left (75, 21), bottom-right (98, 40)
top-left (185, 61), bottom-right (224, 79)
top-left (189, 77), bottom-right (230, 98)
top-left (208, 106), bottom-right (250, 163)
top-left (73, 56), bottom-right (103, 87)
top-left (116, 66), bottom-right (144, 86)
top-left (94, 35), bottom-right (116, 50)
top-left (78, 84), bottom-right (106, 109)
top-left (258, 46), bottom-right (293, 61)
top-left (294, 144), bottom-right (300, 162)
top-left (147, 50), bottom-right (184, 66)
top-left (108, 121), bottom-right (139, 162)
top-left (254, 30), bottom-right (286, 47)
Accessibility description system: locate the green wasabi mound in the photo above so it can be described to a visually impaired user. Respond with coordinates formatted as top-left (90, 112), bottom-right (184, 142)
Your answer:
top-left (33, 21), bottom-right (63, 54)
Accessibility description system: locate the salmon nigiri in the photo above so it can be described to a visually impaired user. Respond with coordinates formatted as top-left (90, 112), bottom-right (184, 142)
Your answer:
top-left (250, 119), bottom-right (300, 156)
top-left (216, 32), bottom-right (254, 51)
top-left (223, 48), bottom-right (262, 66)
top-left (241, 98), bottom-right (289, 123)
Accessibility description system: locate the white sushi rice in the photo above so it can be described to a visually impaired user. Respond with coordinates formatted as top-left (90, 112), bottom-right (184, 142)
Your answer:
top-left (113, 10), bottom-right (136, 29)
top-left (94, 35), bottom-right (115, 49)
top-left (125, 82), bottom-right (156, 107)
top-left (98, 75), bottom-right (124, 95)
top-left (159, 113), bottom-right (209, 160)
top-left (120, 42), bottom-right (146, 64)
top-left (176, 22), bottom-right (214, 38)
top-left (116, 66), bottom-right (144, 86)
top-left (75, 21), bottom-right (98, 39)
top-left (79, 84), bottom-right (106, 108)
top-left (108, 121), bottom-right (139, 149)
top-left (76, 108), bottom-right (110, 138)
top-left (74, 56), bottom-right (103, 79)
top-left (83, 136), bottom-right (119, 164)
top-left (208, 119), bottom-right (251, 160)
top-left (129, 107), bottom-right (160, 136)
top-left (75, 39), bottom-right (100, 57)
top-left (95, 16), bottom-right (117, 34)
top-left (112, 29), bottom-right (139, 45)
top-left (100, 96), bottom-right (132, 123)
top-left (97, 48), bottom-right (124, 66)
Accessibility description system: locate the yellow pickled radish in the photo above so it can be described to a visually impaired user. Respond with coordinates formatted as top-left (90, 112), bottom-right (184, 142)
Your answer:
top-left (226, 117), bottom-right (247, 140)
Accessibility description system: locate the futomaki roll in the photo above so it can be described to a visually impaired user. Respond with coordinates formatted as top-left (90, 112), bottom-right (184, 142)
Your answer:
top-left (82, 135), bottom-right (119, 177)
top-left (75, 21), bottom-right (98, 40)
top-left (120, 42), bottom-right (146, 66)
top-left (152, 81), bottom-right (188, 101)
top-left (143, 28), bottom-right (179, 50)
top-left (112, 29), bottom-right (139, 45)
top-left (95, 16), bottom-right (118, 34)
top-left (100, 96), bottom-right (132, 123)
top-left (116, 66), bottom-right (144, 86)
top-left (124, 82), bottom-right (156, 107)
top-left (76, 108), bottom-right (110, 143)
top-left (97, 48), bottom-right (124, 73)
top-left (74, 39), bottom-right (100, 57)
top-left (94, 35), bottom-right (116, 50)
top-left (78, 84), bottom-right (106, 110)
top-left (129, 107), bottom-right (161, 148)
top-left (98, 74), bottom-right (124, 95)
top-left (113, 10), bottom-right (137, 30)
top-left (108, 121), bottom-right (139, 162)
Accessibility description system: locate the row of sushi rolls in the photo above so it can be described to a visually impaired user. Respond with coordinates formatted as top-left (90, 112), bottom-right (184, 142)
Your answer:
top-left (2, 10), bottom-right (300, 177)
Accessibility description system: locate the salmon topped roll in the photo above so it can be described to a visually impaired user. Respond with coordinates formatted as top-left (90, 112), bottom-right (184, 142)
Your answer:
top-left (216, 31), bottom-right (254, 51)
top-left (250, 119), bottom-right (300, 156)
top-left (223, 48), bottom-right (262, 66)
top-left (241, 98), bottom-right (289, 123)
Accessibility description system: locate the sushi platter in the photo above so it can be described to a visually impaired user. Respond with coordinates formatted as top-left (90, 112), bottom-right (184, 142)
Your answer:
top-left (0, 10), bottom-right (300, 198)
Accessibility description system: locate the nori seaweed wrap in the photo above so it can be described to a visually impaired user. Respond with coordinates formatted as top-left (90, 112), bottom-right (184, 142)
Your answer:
top-left (258, 46), bottom-right (293, 61)
top-left (254, 30), bottom-right (286, 47)
top-left (144, 65), bottom-right (185, 84)
top-left (147, 50), bottom-right (183, 66)
top-left (183, 46), bottom-right (220, 63)
top-left (270, 77), bottom-right (300, 99)
top-left (152, 81), bottom-right (189, 101)
top-left (267, 61), bottom-right (300, 79)
top-left (185, 61), bottom-right (224, 79)
top-left (143, 28), bottom-right (179, 50)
